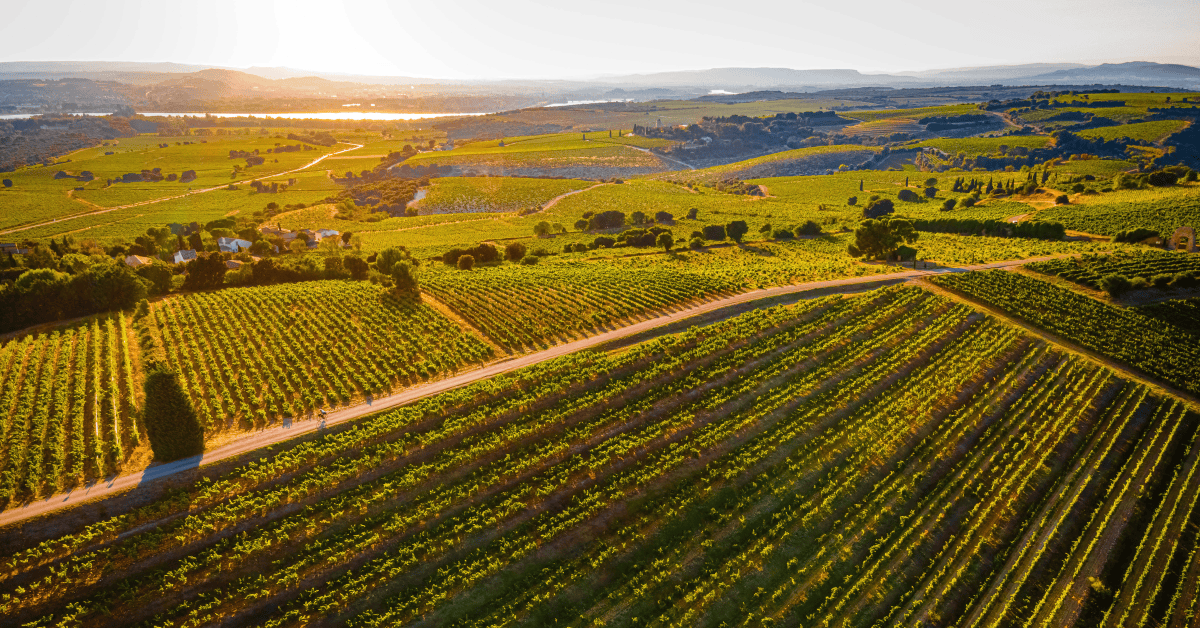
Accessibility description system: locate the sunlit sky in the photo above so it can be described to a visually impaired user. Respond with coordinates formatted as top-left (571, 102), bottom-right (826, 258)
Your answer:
top-left (2, 0), bottom-right (1197, 80)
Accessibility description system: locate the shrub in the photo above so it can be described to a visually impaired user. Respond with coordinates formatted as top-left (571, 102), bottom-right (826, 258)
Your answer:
top-left (897, 189), bottom-right (920, 202)
top-left (863, 198), bottom-right (895, 219)
top-left (654, 211), bottom-right (674, 222)
top-left (504, 242), bottom-right (527, 262)
top-left (1151, 273), bottom-right (1174, 289)
top-left (689, 237), bottom-right (704, 249)
top-left (847, 196), bottom-right (857, 206)
top-left (1147, 170), bottom-right (1179, 186)
top-left (457, 254), bottom-right (475, 270)
top-left (391, 260), bottom-right (419, 295)
top-left (520, 255), bottom-right (539, 265)
top-left (1099, 274), bottom-right (1132, 297)
top-left (1113, 228), bottom-right (1159, 243)
top-left (795, 220), bottom-right (822, 236)
top-left (961, 196), bottom-right (977, 208)
top-left (573, 243), bottom-right (588, 253)
top-left (686, 207), bottom-right (698, 219)
top-left (772, 229), bottom-right (795, 240)
top-left (1055, 194), bottom-right (1069, 205)
top-left (142, 365), bottom-right (204, 462)
top-left (534, 221), bottom-right (551, 236)
top-left (924, 177), bottom-right (938, 187)
top-left (924, 187), bottom-right (937, 198)
top-left (593, 236), bottom-right (615, 248)
top-left (941, 198), bottom-right (957, 211)
top-left (135, 298), bottom-right (150, 318)
top-left (574, 219), bottom-right (588, 231)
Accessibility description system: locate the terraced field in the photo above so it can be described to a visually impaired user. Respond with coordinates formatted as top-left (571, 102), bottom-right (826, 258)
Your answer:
top-left (4, 285), bottom-right (1197, 628)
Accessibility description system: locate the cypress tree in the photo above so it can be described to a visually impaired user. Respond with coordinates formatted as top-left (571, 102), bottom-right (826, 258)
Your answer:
top-left (142, 363), bottom-right (204, 462)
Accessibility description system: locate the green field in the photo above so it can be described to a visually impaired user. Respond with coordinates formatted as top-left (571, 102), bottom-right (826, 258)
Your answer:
top-left (910, 135), bottom-right (1053, 156)
top-left (840, 103), bottom-right (979, 123)
top-left (8, 285), bottom-right (1200, 627)
top-left (416, 176), bottom-right (591, 214)
top-left (1039, 183), bottom-right (1200, 236)
top-left (1077, 120), bottom-right (1190, 143)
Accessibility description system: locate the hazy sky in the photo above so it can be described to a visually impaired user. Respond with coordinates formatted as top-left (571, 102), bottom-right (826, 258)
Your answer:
top-left (2, 0), bottom-right (1197, 79)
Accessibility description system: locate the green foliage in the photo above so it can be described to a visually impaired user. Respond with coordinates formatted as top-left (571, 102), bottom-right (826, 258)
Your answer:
top-left (457, 255), bottom-right (475, 271)
top-left (848, 218), bottom-right (918, 260)
top-left (142, 364), bottom-right (204, 462)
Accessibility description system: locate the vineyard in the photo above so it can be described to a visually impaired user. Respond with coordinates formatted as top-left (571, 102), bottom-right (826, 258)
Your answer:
top-left (0, 314), bottom-right (141, 505)
top-left (930, 269), bottom-right (1200, 394)
top-left (4, 285), bottom-right (1199, 628)
top-left (1135, 298), bottom-right (1200, 336)
top-left (1027, 250), bottom-right (1200, 289)
top-left (422, 264), bottom-right (737, 350)
top-left (1038, 183), bottom-right (1200, 236)
top-left (146, 281), bottom-right (493, 427)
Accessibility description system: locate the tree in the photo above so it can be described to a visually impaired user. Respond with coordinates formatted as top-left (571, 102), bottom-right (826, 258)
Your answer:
top-left (686, 207), bottom-right (698, 220)
top-left (1055, 194), bottom-right (1069, 205)
top-left (136, 261), bottom-right (173, 295)
top-left (631, 211), bottom-right (647, 225)
top-left (187, 232), bottom-right (204, 251)
top-left (897, 188), bottom-right (920, 202)
top-left (796, 220), bottom-right (822, 236)
top-left (847, 196), bottom-right (857, 206)
top-left (182, 254), bottom-right (227, 290)
top-left (924, 177), bottom-right (938, 187)
top-left (574, 219), bottom-right (589, 231)
top-left (726, 220), bottom-right (749, 242)
top-left (846, 218), bottom-right (918, 260)
top-left (657, 232), bottom-right (674, 251)
top-left (142, 364), bottom-right (204, 462)
top-left (1, 179), bottom-right (11, 188)
top-left (593, 236), bottom-right (615, 248)
top-left (689, 237), bottom-right (704, 249)
top-left (341, 232), bottom-right (353, 245)
top-left (344, 256), bottom-right (369, 280)
top-left (655, 211), bottom-right (674, 223)
top-left (924, 187), bottom-right (937, 198)
top-left (534, 221), bottom-right (551, 236)
top-left (942, 198), bottom-right (957, 211)
top-left (376, 246), bottom-right (412, 275)
top-left (392, 260), bottom-right (419, 295)
top-left (863, 198), bottom-right (894, 219)
top-left (505, 242), bottom-right (527, 262)
top-left (457, 254), bottom-right (475, 270)
top-left (135, 298), bottom-right (150, 318)
top-left (702, 224), bottom-right (726, 241)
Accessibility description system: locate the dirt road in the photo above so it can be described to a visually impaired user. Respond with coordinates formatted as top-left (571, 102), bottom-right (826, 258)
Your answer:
top-left (0, 142), bottom-right (364, 236)
top-left (0, 254), bottom-right (1088, 525)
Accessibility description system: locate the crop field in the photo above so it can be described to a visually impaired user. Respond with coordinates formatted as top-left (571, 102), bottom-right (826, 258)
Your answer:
top-left (1049, 158), bottom-right (1138, 178)
top-left (422, 263), bottom-right (736, 350)
top-left (1077, 120), bottom-right (1190, 143)
top-left (931, 270), bottom-right (1200, 394)
top-left (1027, 250), bottom-right (1200, 290)
top-left (416, 176), bottom-right (591, 214)
top-left (6, 285), bottom-right (1200, 628)
top-left (840, 103), bottom-right (979, 123)
top-left (1038, 183), bottom-right (1200, 236)
top-left (401, 133), bottom-right (667, 173)
top-left (1018, 106), bottom-right (1150, 124)
top-left (682, 145), bottom-right (880, 182)
top-left (1135, 298), bottom-right (1200, 336)
top-left (145, 281), bottom-right (493, 426)
top-left (0, 314), bottom-right (141, 504)
top-left (909, 134), bottom-right (1052, 156)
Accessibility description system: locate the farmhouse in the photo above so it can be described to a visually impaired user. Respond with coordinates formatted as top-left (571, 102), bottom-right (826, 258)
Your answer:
top-left (217, 237), bottom-right (253, 253)
top-left (173, 249), bottom-right (198, 264)
top-left (123, 255), bottom-right (153, 268)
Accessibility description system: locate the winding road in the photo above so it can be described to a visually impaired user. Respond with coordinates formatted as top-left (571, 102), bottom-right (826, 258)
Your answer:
top-left (0, 142), bottom-right (364, 237)
top-left (0, 255), bottom-right (1089, 526)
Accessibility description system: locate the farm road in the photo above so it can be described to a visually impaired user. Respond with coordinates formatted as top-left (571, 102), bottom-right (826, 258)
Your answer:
top-left (0, 254), bottom-right (1095, 525)
top-left (0, 142), bottom-right (364, 236)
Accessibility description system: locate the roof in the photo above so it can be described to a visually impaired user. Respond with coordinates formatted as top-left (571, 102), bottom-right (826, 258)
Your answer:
top-left (173, 249), bottom-right (197, 263)
top-left (317, 229), bottom-right (340, 238)
top-left (216, 237), bottom-right (254, 251)
top-left (225, 260), bottom-right (244, 269)
top-left (124, 255), bottom-right (153, 268)
top-left (218, 244), bottom-right (238, 253)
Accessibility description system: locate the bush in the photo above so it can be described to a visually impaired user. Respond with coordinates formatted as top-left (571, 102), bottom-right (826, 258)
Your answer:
top-left (654, 211), bottom-right (674, 223)
top-left (1099, 273), bottom-right (1132, 297)
top-left (772, 229), bottom-right (795, 240)
top-left (795, 220), bottom-right (822, 236)
top-left (573, 243), bottom-right (588, 253)
top-left (1113, 228), bottom-right (1159, 243)
top-left (520, 255), bottom-right (539, 265)
top-left (897, 189), bottom-right (920, 202)
top-left (574, 219), bottom-right (588, 231)
top-left (443, 243), bottom-right (499, 266)
top-left (847, 196), bottom-right (857, 206)
top-left (689, 237), bottom-right (704, 249)
top-left (135, 298), bottom-right (150, 318)
top-left (702, 224), bottom-right (727, 241)
top-left (504, 242), bottom-right (527, 262)
top-left (686, 207), bottom-right (698, 219)
top-left (593, 235), bottom-right (615, 248)
top-left (142, 365), bottom-right (204, 462)
top-left (587, 210), bottom-right (625, 231)
top-left (1147, 170), bottom-right (1179, 187)
top-left (457, 254), bottom-right (475, 270)
top-left (1151, 273), bottom-right (1174, 289)
top-left (1055, 194), bottom-right (1069, 205)
top-left (924, 177), bottom-right (938, 187)
top-left (941, 198), bottom-right (957, 211)
top-left (924, 187), bottom-right (938, 198)
top-left (391, 260), bottom-right (419, 295)
top-left (961, 196), bottom-right (977, 208)
top-left (1171, 271), bottom-right (1198, 289)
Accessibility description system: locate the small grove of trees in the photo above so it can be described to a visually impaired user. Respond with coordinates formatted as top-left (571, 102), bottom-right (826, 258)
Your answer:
top-left (505, 242), bottom-right (527, 262)
top-left (847, 218), bottom-right (919, 260)
top-left (586, 211), bottom-right (626, 231)
top-left (141, 363), bottom-right (204, 462)
top-left (442, 243), bottom-right (500, 266)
